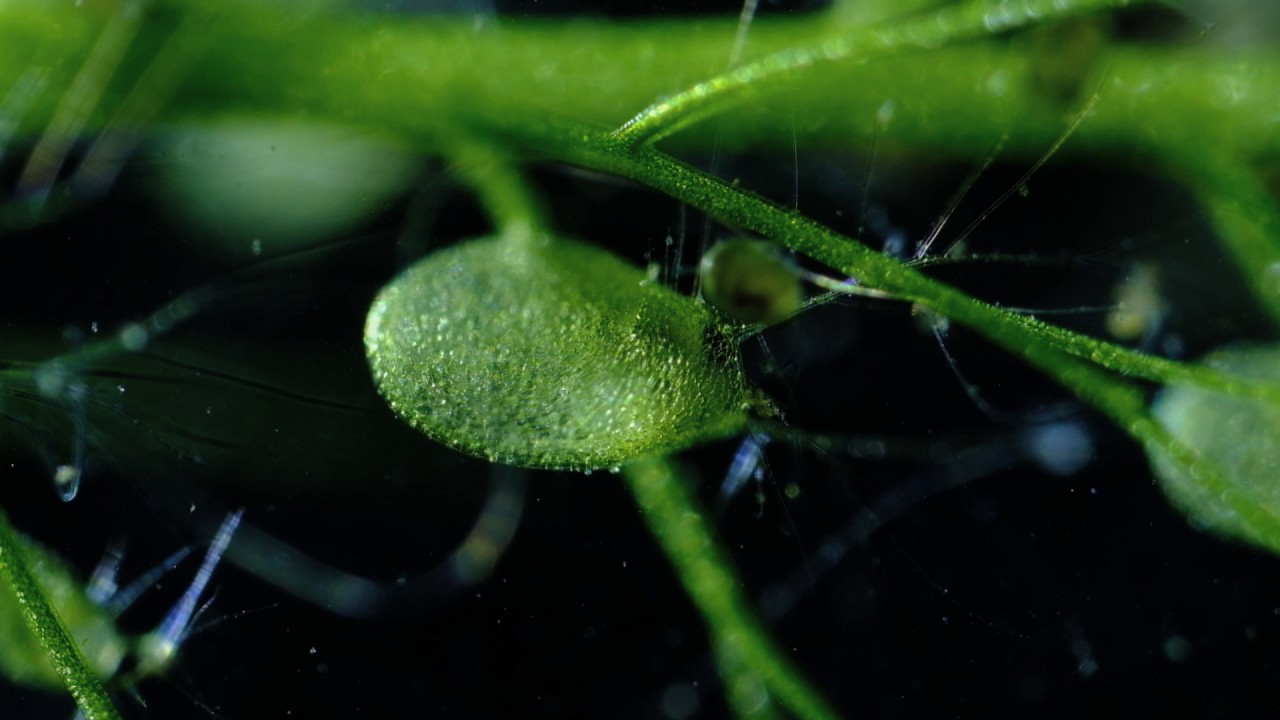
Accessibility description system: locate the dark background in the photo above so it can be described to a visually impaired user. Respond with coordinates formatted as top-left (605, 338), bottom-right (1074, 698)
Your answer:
top-left (3, 1), bottom-right (1279, 718)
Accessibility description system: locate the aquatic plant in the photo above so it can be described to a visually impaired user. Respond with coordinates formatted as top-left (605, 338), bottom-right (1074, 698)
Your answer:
top-left (1, 0), bottom-right (1278, 717)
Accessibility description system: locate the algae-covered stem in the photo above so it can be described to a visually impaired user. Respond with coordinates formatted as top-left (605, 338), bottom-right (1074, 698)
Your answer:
top-left (0, 507), bottom-right (123, 720)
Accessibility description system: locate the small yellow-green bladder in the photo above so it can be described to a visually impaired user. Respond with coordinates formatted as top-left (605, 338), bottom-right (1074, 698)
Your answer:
top-left (364, 232), bottom-right (758, 471)
top-left (1149, 343), bottom-right (1280, 553)
top-left (699, 238), bottom-right (803, 326)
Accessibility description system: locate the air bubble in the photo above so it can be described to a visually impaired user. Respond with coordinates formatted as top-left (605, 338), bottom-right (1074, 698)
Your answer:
top-left (52, 464), bottom-right (81, 494)
top-left (1162, 635), bottom-right (1192, 663)
top-left (118, 323), bottom-right (149, 352)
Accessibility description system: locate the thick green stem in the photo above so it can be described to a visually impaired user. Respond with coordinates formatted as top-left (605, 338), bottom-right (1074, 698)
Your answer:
top-left (611, 0), bottom-right (1143, 146)
top-left (0, 506), bottom-right (123, 720)
top-left (2, 3), bottom-right (1278, 164)
top-left (623, 456), bottom-right (839, 720)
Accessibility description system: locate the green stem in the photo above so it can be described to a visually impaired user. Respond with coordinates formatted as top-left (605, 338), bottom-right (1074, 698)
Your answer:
top-left (445, 133), bottom-right (550, 240)
top-left (504, 121), bottom-right (1280, 402)
top-left (500, 119), bottom-right (1280, 552)
top-left (3, 3), bottom-right (1279, 164)
top-left (0, 506), bottom-right (123, 720)
top-left (988, 335), bottom-right (1280, 553)
top-left (623, 456), bottom-right (839, 720)
top-left (611, 0), bottom-right (1144, 146)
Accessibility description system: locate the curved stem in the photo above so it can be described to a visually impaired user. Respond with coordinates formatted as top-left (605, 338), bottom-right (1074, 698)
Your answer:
top-left (623, 456), bottom-right (839, 720)
top-left (445, 133), bottom-right (550, 241)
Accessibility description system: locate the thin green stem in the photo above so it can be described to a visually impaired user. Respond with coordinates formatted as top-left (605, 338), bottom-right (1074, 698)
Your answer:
top-left (623, 456), bottom-right (839, 720)
top-left (0, 506), bottom-right (123, 720)
top-left (445, 134), bottom-right (550, 240)
top-left (611, 0), bottom-right (1144, 146)
top-left (507, 121), bottom-right (1280, 403)
top-left (1003, 313), bottom-right (1280, 399)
